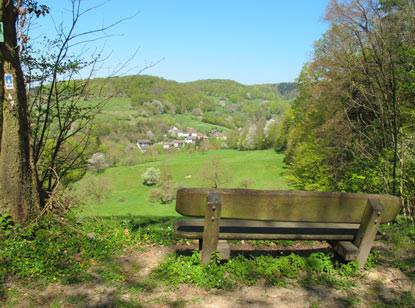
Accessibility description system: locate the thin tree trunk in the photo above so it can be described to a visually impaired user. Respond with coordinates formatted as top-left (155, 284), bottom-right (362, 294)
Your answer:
top-left (0, 1), bottom-right (41, 222)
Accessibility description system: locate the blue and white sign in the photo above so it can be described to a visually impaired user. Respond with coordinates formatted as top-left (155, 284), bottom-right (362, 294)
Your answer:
top-left (5, 74), bottom-right (14, 90)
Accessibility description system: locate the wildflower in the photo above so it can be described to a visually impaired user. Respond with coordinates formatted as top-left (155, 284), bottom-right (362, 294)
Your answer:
top-left (124, 229), bottom-right (130, 235)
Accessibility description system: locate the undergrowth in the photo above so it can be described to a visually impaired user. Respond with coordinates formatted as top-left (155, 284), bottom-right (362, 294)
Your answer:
top-left (380, 216), bottom-right (415, 278)
top-left (1, 209), bottom-right (414, 307)
top-left (0, 212), bottom-right (180, 286)
top-left (152, 250), bottom-right (362, 290)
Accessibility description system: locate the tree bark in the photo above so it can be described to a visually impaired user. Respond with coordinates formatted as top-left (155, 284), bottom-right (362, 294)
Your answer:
top-left (0, 1), bottom-right (41, 222)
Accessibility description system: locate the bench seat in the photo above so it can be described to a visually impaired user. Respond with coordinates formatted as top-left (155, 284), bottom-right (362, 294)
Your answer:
top-left (175, 219), bottom-right (382, 241)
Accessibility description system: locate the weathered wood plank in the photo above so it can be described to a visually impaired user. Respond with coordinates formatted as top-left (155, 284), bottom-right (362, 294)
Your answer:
top-left (353, 199), bottom-right (384, 267)
top-left (175, 219), bottom-right (362, 229)
top-left (217, 240), bottom-right (230, 260)
top-left (174, 219), bottom-right (383, 241)
top-left (333, 241), bottom-right (359, 261)
top-left (201, 192), bottom-right (222, 264)
top-left (176, 188), bottom-right (401, 223)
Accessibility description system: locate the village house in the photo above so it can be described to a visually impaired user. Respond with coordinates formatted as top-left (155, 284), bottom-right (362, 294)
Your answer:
top-left (173, 140), bottom-right (186, 147)
top-left (168, 126), bottom-right (179, 132)
top-left (136, 139), bottom-right (151, 152)
top-left (162, 140), bottom-right (186, 149)
top-left (168, 126), bottom-right (198, 139)
top-left (176, 130), bottom-right (189, 138)
top-left (163, 141), bottom-right (174, 149)
top-left (185, 135), bottom-right (198, 144)
top-left (188, 128), bottom-right (198, 137)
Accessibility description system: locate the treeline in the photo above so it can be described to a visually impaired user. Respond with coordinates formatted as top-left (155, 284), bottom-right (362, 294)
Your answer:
top-left (280, 0), bottom-right (414, 217)
top-left (189, 79), bottom-right (296, 101)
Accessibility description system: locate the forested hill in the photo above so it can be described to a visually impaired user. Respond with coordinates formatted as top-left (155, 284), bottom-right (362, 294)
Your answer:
top-left (188, 79), bottom-right (297, 100)
top-left (87, 75), bottom-right (296, 116)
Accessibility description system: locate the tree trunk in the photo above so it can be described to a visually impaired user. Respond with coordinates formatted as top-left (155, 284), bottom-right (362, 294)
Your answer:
top-left (0, 1), bottom-right (41, 222)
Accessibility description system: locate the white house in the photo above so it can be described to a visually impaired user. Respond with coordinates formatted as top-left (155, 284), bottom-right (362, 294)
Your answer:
top-left (185, 136), bottom-right (197, 144)
top-left (168, 126), bottom-right (179, 134)
top-left (173, 140), bottom-right (186, 147)
top-left (163, 141), bottom-right (174, 149)
top-left (176, 130), bottom-right (189, 138)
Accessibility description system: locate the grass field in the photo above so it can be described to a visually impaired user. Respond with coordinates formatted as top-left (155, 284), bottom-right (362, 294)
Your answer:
top-left (79, 149), bottom-right (288, 218)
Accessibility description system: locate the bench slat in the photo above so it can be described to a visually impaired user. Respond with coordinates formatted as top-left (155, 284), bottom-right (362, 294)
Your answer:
top-left (174, 219), bottom-right (382, 241)
top-left (176, 189), bottom-right (401, 223)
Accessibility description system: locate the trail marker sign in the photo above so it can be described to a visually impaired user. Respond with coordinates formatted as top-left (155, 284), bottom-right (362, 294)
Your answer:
top-left (5, 74), bottom-right (14, 90)
top-left (0, 22), bottom-right (4, 43)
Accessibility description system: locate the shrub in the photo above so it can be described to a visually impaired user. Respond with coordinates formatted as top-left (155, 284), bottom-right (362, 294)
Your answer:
top-left (148, 182), bottom-right (181, 204)
top-left (142, 167), bottom-right (161, 186)
top-left (87, 152), bottom-right (109, 172)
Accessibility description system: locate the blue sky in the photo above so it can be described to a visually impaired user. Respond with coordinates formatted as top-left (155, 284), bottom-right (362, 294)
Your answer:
top-left (31, 0), bottom-right (330, 85)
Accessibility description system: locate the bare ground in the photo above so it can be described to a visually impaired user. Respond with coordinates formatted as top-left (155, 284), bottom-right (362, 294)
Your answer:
top-left (2, 241), bottom-right (414, 308)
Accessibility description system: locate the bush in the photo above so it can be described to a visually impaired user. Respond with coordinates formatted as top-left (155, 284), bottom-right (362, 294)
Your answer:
top-left (148, 182), bottom-right (181, 204)
top-left (142, 167), bottom-right (161, 186)
top-left (87, 152), bottom-right (109, 172)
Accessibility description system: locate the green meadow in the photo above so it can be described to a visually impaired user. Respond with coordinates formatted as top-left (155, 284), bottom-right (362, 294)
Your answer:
top-left (79, 149), bottom-right (288, 218)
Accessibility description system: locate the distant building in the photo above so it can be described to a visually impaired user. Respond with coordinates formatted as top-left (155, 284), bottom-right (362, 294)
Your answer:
top-left (168, 126), bottom-right (179, 134)
top-left (185, 135), bottom-right (198, 144)
top-left (173, 140), bottom-right (186, 147)
top-left (163, 141), bottom-right (174, 149)
top-left (176, 130), bottom-right (189, 138)
top-left (136, 139), bottom-right (151, 152)
top-left (188, 128), bottom-right (198, 137)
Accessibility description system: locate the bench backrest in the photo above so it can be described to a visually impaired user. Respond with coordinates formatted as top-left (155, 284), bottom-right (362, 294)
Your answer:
top-left (176, 188), bottom-right (401, 224)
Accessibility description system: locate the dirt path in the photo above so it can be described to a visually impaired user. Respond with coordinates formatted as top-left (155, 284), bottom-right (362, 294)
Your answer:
top-left (4, 242), bottom-right (414, 308)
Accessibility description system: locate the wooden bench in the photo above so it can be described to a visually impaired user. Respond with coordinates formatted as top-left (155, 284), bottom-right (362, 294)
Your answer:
top-left (174, 188), bottom-right (401, 267)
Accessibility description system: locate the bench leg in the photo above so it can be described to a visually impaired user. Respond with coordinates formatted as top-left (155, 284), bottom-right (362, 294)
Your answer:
top-left (201, 192), bottom-right (222, 264)
top-left (334, 199), bottom-right (383, 267)
top-left (353, 199), bottom-right (384, 267)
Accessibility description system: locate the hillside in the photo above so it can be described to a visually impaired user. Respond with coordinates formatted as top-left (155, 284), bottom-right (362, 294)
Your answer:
top-left (85, 76), bottom-right (296, 159)
top-left (87, 75), bottom-right (296, 129)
